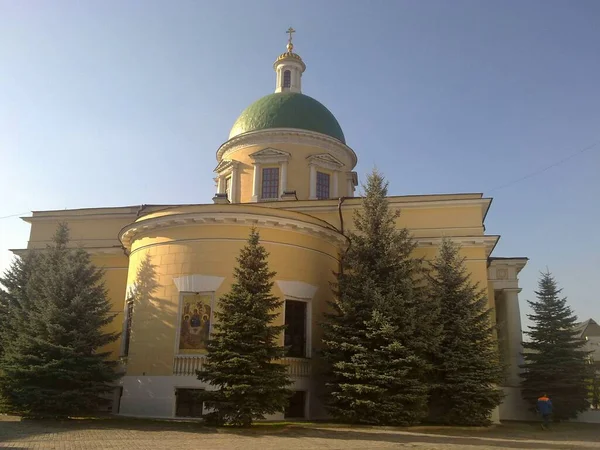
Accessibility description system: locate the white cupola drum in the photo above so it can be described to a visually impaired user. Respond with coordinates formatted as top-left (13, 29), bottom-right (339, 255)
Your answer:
top-left (274, 27), bottom-right (306, 93)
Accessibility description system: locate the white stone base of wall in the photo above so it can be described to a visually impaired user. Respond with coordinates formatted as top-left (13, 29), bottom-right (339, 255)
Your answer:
top-left (572, 410), bottom-right (600, 424)
top-left (499, 386), bottom-right (536, 421)
top-left (117, 375), bottom-right (312, 420)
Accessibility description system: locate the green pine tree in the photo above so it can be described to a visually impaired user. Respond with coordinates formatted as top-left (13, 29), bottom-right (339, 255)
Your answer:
top-left (0, 224), bottom-right (120, 418)
top-left (520, 271), bottom-right (592, 420)
top-left (321, 169), bottom-right (438, 425)
top-left (197, 229), bottom-right (292, 426)
top-left (427, 238), bottom-right (504, 425)
top-left (0, 252), bottom-right (41, 361)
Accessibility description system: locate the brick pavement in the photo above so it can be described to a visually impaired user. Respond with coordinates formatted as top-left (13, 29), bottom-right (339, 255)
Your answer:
top-left (1, 417), bottom-right (600, 450)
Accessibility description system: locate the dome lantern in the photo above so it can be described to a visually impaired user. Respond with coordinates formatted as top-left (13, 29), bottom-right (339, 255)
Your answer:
top-left (274, 28), bottom-right (306, 94)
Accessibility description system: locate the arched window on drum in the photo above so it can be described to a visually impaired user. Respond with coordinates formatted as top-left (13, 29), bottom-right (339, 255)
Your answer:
top-left (283, 70), bottom-right (291, 88)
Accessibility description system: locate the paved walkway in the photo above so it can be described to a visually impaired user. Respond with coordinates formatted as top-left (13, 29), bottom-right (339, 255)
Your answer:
top-left (1, 417), bottom-right (600, 449)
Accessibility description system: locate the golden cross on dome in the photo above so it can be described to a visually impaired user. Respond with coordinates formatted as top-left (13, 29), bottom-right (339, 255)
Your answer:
top-left (286, 27), bottom-right (295, 51)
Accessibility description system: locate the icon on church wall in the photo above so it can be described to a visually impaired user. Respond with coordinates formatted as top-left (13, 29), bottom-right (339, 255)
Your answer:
top-left (178, 293), bottom-right (212, 354)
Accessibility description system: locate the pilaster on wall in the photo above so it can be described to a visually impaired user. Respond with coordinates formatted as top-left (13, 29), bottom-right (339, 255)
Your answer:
top-left (488, 257), bottom-right (530, 421)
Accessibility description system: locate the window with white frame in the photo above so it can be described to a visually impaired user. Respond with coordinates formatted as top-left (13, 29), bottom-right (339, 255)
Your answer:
top-left (249, 148), bottom-right (291, 202)
top-left (261, 167), bottom-right (280, 199)
top-left (284, 300), bottom-right (307, 358)
top-left (316, 171), bottom-right (330, 200)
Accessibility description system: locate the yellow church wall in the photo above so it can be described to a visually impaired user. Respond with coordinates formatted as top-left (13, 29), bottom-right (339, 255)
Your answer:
top-left (21, 197), bottom-right (498, 374)
top-left (25, 208), bottom-right (138, 249)
top-left (271, 200), bottom-right (487, 238)
top-left (124, 219), bottom-right (339, 376)
top-left (90, 254), bottom-right (129, 359)
top-left (24, 212), bottom-right (135, 362)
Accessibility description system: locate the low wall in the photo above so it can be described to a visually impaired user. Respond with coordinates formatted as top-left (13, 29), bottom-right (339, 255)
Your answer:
top-left (499, 386), bottom-right (536, 421)
top-left (573, 409), bottom-right (600, 424)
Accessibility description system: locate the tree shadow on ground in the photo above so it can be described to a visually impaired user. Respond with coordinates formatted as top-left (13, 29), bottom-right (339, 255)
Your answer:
top-left (0, 415), bottom-right (215, 444)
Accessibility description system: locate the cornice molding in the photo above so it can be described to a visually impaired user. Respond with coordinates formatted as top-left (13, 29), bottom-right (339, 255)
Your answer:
top-left (216, 128), bottom-right (358, 169)
top-left (119, 211), bottom-right (346, 249)
top-left (11, 246), bottom-right (124, 256)
top-left (416, 235), bottom-right (499, 254)
top-left (282, 197), bottom-right (491, 214)
top-left (488, 258), bottom-right (528, 273)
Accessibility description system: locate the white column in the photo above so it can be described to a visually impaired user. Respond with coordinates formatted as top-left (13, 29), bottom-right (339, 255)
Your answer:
top-left (252, 164), bottom-right (260, 202)
top-left (280, 161), bottom-right (288, 198)
top-left (217, 176), bottom-right (224, 194)
top-left (231, 164), bottom-right (239, 203)
top-left (503, 288), bottom-right (523, 386)
top-left (332, 171), bottom-right (339, 198)
top-left (309, 164), bottom-right (317, 200)
top-left (346, 173), bottom-right (355, 197)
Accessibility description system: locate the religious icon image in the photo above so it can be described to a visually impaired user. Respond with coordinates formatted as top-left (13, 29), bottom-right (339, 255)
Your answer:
top-left (178, 293), bottom-right (212, 353)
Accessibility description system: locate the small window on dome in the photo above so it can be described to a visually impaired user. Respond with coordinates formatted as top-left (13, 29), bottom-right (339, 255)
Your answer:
top-left (316, 172), bottom-right (330, 200)
top-left (283, 70), bottom-right (291, 88)
top-left (261, 167), bottom-right (279, 200)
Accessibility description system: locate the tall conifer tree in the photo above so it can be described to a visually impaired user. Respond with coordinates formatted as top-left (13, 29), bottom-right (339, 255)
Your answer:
top-left (321, 170), bottom-right (438, 425)
top-left (520, 271), bottom-right (592, 420)
top-left (0, 252), bottom-right (41, 360)
top-left (427, 238), bottom-right (504, 425)
top-left (197, 229), bottom-right (291, 426)
top-left (0, 224), bottom-right (120, 417)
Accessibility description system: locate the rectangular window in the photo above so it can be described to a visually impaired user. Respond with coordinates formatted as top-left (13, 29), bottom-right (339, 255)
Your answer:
top-left (316, 171), bottom-right (330, 200)
top-left (175, 388), bottom-right (204, 418)
top-left (284, 300), bottom-right (307, 358)
top-left (283, 70), bottom-right (291, 88)
top-left (284, 391), bottom-right (306, 419)
top-left (225, 176), bottom-right (232, 201)
top-left (122, 299), bottom-right (133, 357)
top-left (261, 167), bottom-right (280, 199)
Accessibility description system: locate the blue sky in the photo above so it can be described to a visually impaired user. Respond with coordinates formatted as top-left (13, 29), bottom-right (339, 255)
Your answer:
top-left (1, 0), bottom-right (599, 329)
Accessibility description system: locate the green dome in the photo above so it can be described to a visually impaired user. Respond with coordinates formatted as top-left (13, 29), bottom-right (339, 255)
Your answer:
top-left (229, 92), bottom-right (346, 143)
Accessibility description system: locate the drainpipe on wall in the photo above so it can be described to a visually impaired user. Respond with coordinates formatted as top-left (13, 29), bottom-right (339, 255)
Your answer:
top-left (337, 197), bottom-right (352, 276)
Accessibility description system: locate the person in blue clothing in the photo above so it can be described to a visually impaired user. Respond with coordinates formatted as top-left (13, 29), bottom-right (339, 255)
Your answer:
top-left (537, 394), bottom-right (553, 429)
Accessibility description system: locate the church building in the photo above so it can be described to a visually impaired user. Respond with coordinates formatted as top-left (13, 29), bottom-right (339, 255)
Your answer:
top-left (16, 31), bottom-right (529, 421)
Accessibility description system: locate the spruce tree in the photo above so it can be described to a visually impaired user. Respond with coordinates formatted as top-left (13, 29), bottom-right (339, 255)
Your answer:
top-left (427, 238), bottom-right (504, 425)
top-left (197, 229), bottom-right (291, 426)
top-left (0, 252), bottom-right (41, 361)
top-left (0, 224), bottom-right (120, 417)
top-left (321, 170), bottom-right (438, 425)
top-left (520, 271), bottom-right (592, 420)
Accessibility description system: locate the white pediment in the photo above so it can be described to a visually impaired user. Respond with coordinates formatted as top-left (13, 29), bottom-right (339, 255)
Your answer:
top-left (214, 159), bottom-right (238, 174)
top-left (249, 147), bottom-right (291, 163)
top-left (306, 153), bottom-right (344, 170)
